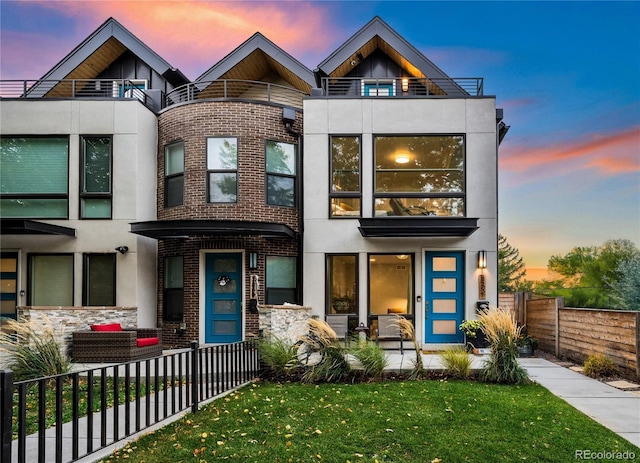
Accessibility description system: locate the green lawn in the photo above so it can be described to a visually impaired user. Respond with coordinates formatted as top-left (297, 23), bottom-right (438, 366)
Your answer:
top-left (100, 380), bottom-right (639, 463)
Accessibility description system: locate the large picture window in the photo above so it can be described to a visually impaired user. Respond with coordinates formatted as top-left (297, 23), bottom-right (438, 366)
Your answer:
top-left (266, 140), bottom-right (296, 207)
top-left (0, 137), bottom-right (69, 218)
top-left (266, 256), bottom-right (297, 304)
top-left (207, 137), bottom-right (238, 203)
top-left (330, 136), bottom-right (361, 217)
top-left (83, 253), bottom-right (116, 306)
top-left (28, 254), bottom-right (73, 306)
top-left (164, 141), bottom-right (184, 208)
top-left (81, 136), bottom-right (112, 219)
top-left (374, 135), bottom-right (465, 217)
top-left (326, 254), bottom-right (358, 315)
top-left (164, 256), bottom-right (184, 321)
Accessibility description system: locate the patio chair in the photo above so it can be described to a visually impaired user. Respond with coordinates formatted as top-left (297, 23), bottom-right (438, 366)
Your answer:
top-left (375, 314), bottom-right (404, 354)
top-left (326, 314), bottom-right (349, 344)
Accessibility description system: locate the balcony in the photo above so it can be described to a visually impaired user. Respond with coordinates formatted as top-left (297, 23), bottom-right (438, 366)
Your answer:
top-left (319, 76), bottom-right (484, 98)
top-left (0, 79), bottom-right (155, 109)
top-left (164, 80), bottom-right (307, 109)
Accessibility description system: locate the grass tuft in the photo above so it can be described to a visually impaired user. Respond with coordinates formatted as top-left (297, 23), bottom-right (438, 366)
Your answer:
top-left (0, 316), bottom-right (70, 380)
top-left (348, 339), bottom-right (388, 379)
top-left (439, 347), bottom-right (472, 379)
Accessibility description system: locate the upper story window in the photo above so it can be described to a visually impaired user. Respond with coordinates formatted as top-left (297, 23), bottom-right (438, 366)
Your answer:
top-left (266, 140), bottom-right (297, 207)
top-left (362, 80), bottom-right (395, 96)
top-left (0, 136), bottom-right (69, 219)
top-left (330, 136), bottom-right (361, 217)
top-left (164, 141), bottom-right (184, 208)
top-left (81, 136), bottom-right (112, 219)
top-left (207, 137), bottom-right (238, 203)
top-left (112, 79), bottom-right (147, 100)
top-left (374, 135), bottom-right (465, 217)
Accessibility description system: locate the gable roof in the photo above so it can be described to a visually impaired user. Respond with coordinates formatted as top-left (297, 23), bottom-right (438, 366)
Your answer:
top-left (195, 32), bottom-right (315, 94)
top-left (316, 16), bottom-right (452, 83)
top-left (38, 17), bottom-right (188, 86)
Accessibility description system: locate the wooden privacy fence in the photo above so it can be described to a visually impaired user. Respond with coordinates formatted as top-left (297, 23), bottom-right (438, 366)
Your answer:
top-left (512, 293), bottom-right (640, 380)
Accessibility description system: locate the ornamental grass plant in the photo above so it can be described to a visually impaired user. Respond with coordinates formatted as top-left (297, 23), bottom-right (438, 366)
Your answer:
top-left (0, 316), bottom-right (70, 380)
top-left (396, 316), bottom-right (425, 378)
top-left (439, 346), bottom-right (473, 379)
top-left (477, 307), bottom-right (529, 384)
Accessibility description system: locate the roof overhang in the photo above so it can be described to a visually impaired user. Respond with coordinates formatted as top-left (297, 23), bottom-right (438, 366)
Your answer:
top-left (0, 219), bottom-right (76, 236)
top-left (130, 220), bottom-right (297, 240)
top-left (358, 217), bottom-right (478, 238)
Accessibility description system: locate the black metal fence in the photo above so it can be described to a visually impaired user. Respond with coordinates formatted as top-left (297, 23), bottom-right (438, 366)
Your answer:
top-left (0, 339), bottom-right (260, 463)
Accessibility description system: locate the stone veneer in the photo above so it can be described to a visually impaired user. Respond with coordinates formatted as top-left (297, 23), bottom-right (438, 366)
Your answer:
top-left (259, 305), bottom-right (312, 345)
top-left (16, 306), bottom-right (138, 356)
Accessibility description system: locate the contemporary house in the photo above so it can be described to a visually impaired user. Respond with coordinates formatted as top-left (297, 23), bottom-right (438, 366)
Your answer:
top-left (0, 16), bottom-right (506, 349)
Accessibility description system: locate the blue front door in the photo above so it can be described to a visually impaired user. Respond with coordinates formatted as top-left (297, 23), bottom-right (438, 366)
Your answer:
top-left (424, 251), bottom-right (465, 343)
top-left (205, 253), bottom-right (242, 343)
top-left (0, 252), bottom-right (18, 320)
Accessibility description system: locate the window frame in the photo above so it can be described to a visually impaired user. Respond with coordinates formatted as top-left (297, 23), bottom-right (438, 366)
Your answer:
top-left (80, 136), bottom-right (113, 219)
top-left (265, 139), bottom-right (297, 208)
top-left (206, 136), bottom-right (239, 204)
top-left (163, 255), bottom-right (184, 322)
top-left (362, 79), bottom-right (396, 97)
top-left (373, 134), bottom-right (466, 217)
top-left (265, 255), bottom-right (298, 305)
top-left (0, 135), bottom-right (70, 219)
top-left (82, 253), bottom-right (116, 306)
top-left (27, 253), bottom-right (74, 306)
top-left (325, 254), bottom-right (359, 316)
top-left (329, 135), bottom-right (362, 218)
top-left (367, 253), bottom-right (415, 329)
top-left (164, 141), bottom-right (184, 208)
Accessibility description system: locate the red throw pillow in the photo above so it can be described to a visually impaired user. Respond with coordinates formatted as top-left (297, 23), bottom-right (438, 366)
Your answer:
top-left (90, 323), bottom-right (123, 332)
top-left (137, 337), bottom-right (159, 347)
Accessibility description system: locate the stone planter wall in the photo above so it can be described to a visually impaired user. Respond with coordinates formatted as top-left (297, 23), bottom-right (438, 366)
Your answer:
top-left (259, 305), bottom-right (312, 345)
top-left (16, 306), bottom-right (138, 356)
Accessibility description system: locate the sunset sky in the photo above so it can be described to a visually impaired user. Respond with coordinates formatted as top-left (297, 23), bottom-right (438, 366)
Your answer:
top-left (1, 0), bottom-right (638, 271)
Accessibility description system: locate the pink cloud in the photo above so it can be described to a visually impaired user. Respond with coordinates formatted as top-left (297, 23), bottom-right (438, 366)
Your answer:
top-left (500, 126), bottom-right (640, 181)
top-left (22, 1), bottom-right (339, 78)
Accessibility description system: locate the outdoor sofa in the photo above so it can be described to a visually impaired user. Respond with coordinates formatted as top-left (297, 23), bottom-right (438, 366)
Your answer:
top-left (72, 323), bottom-right (162, 363)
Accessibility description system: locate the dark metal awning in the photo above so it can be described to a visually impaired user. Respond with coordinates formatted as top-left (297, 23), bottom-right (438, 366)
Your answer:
top-left (358, 217), bottom-right (479, 237)
top-left (0, 219), bottom-right (76, 236)
top-left (130, 220), bottom-right (297, 240)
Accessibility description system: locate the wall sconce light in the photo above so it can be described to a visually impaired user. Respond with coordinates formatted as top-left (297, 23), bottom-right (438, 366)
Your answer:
top-left (402, 77), bottom-right (409, 92)
top-left (249, 252), bottom-right (258, 270)
top-left (394, 153), bottom-right (410, 164)
top-left (478, 250), bottom-right (487, 270)
top-left (115, 246), bottom-right (129, 254)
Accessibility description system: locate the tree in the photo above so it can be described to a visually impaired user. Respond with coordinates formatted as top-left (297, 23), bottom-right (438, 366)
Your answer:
top-left (541, 239), bottom-right (639, 308)
top-left (610, 254), bottom-right (640, 310)
top-left (498, 234), bottom-right (529, 292)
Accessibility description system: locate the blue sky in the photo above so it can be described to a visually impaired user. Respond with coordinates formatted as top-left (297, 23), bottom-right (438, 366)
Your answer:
top-left (1, 0), bottom-right (638, 269)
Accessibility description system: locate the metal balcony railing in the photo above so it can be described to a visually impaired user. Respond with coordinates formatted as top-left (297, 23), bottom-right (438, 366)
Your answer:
top-left (164, 80), bottom-right (307, 109)
top-left (320, 76), bottom-right (484, 97)
top-left (0, 79), bottom-right (150, 102)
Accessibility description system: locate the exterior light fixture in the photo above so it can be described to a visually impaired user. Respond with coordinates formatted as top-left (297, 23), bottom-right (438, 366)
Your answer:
top-left (115, 246), bottom-right (129, 254)
top-left (396, 254), bottom-right (409, 260)
top-left (402, 78), bottom-right (409, 92)
top-left (478, 250), bottom-right (487, 269)
top-left (249, 252), bottom-right (258, 270)
top-left (394, 153), bottom-right (410, 164)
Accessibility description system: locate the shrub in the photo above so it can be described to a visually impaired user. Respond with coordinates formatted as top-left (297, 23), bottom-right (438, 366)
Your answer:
top-left (583, 353), bottom-right (616, 378)
top-left (0, 316), bottom-right (70, 380)
top-left (478, 307), bottom-right (529, 384)
top-left (297, 318), bottom-right (351, 384)
top-left (349, 339), bottom-right (388, 379)
top-left (439, 347), bottom-right (472, 379)
top-left (258, 337), bottom-right (299, 381)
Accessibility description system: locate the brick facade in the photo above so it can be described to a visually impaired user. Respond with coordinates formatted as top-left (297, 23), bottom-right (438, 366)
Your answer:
top-left (156, 100), bottom-right (302, 348)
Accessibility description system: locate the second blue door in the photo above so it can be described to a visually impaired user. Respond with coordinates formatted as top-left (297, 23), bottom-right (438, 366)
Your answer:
top-left (205, 253), bottom-right (242, 343)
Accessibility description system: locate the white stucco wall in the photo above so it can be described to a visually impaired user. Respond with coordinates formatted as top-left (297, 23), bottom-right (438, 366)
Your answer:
top-left (0, 99), bottom-right (158, 327)
top-left (302, 97), bottom-right (499, 344)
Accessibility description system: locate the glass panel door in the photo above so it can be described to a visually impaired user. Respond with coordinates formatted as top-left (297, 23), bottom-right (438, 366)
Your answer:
top-left (424, 251), bottom-right (464, 343)
top-left (205, 253), bottom-right (242, 343)
top-left (0, 252), bottom-right (18, 319)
